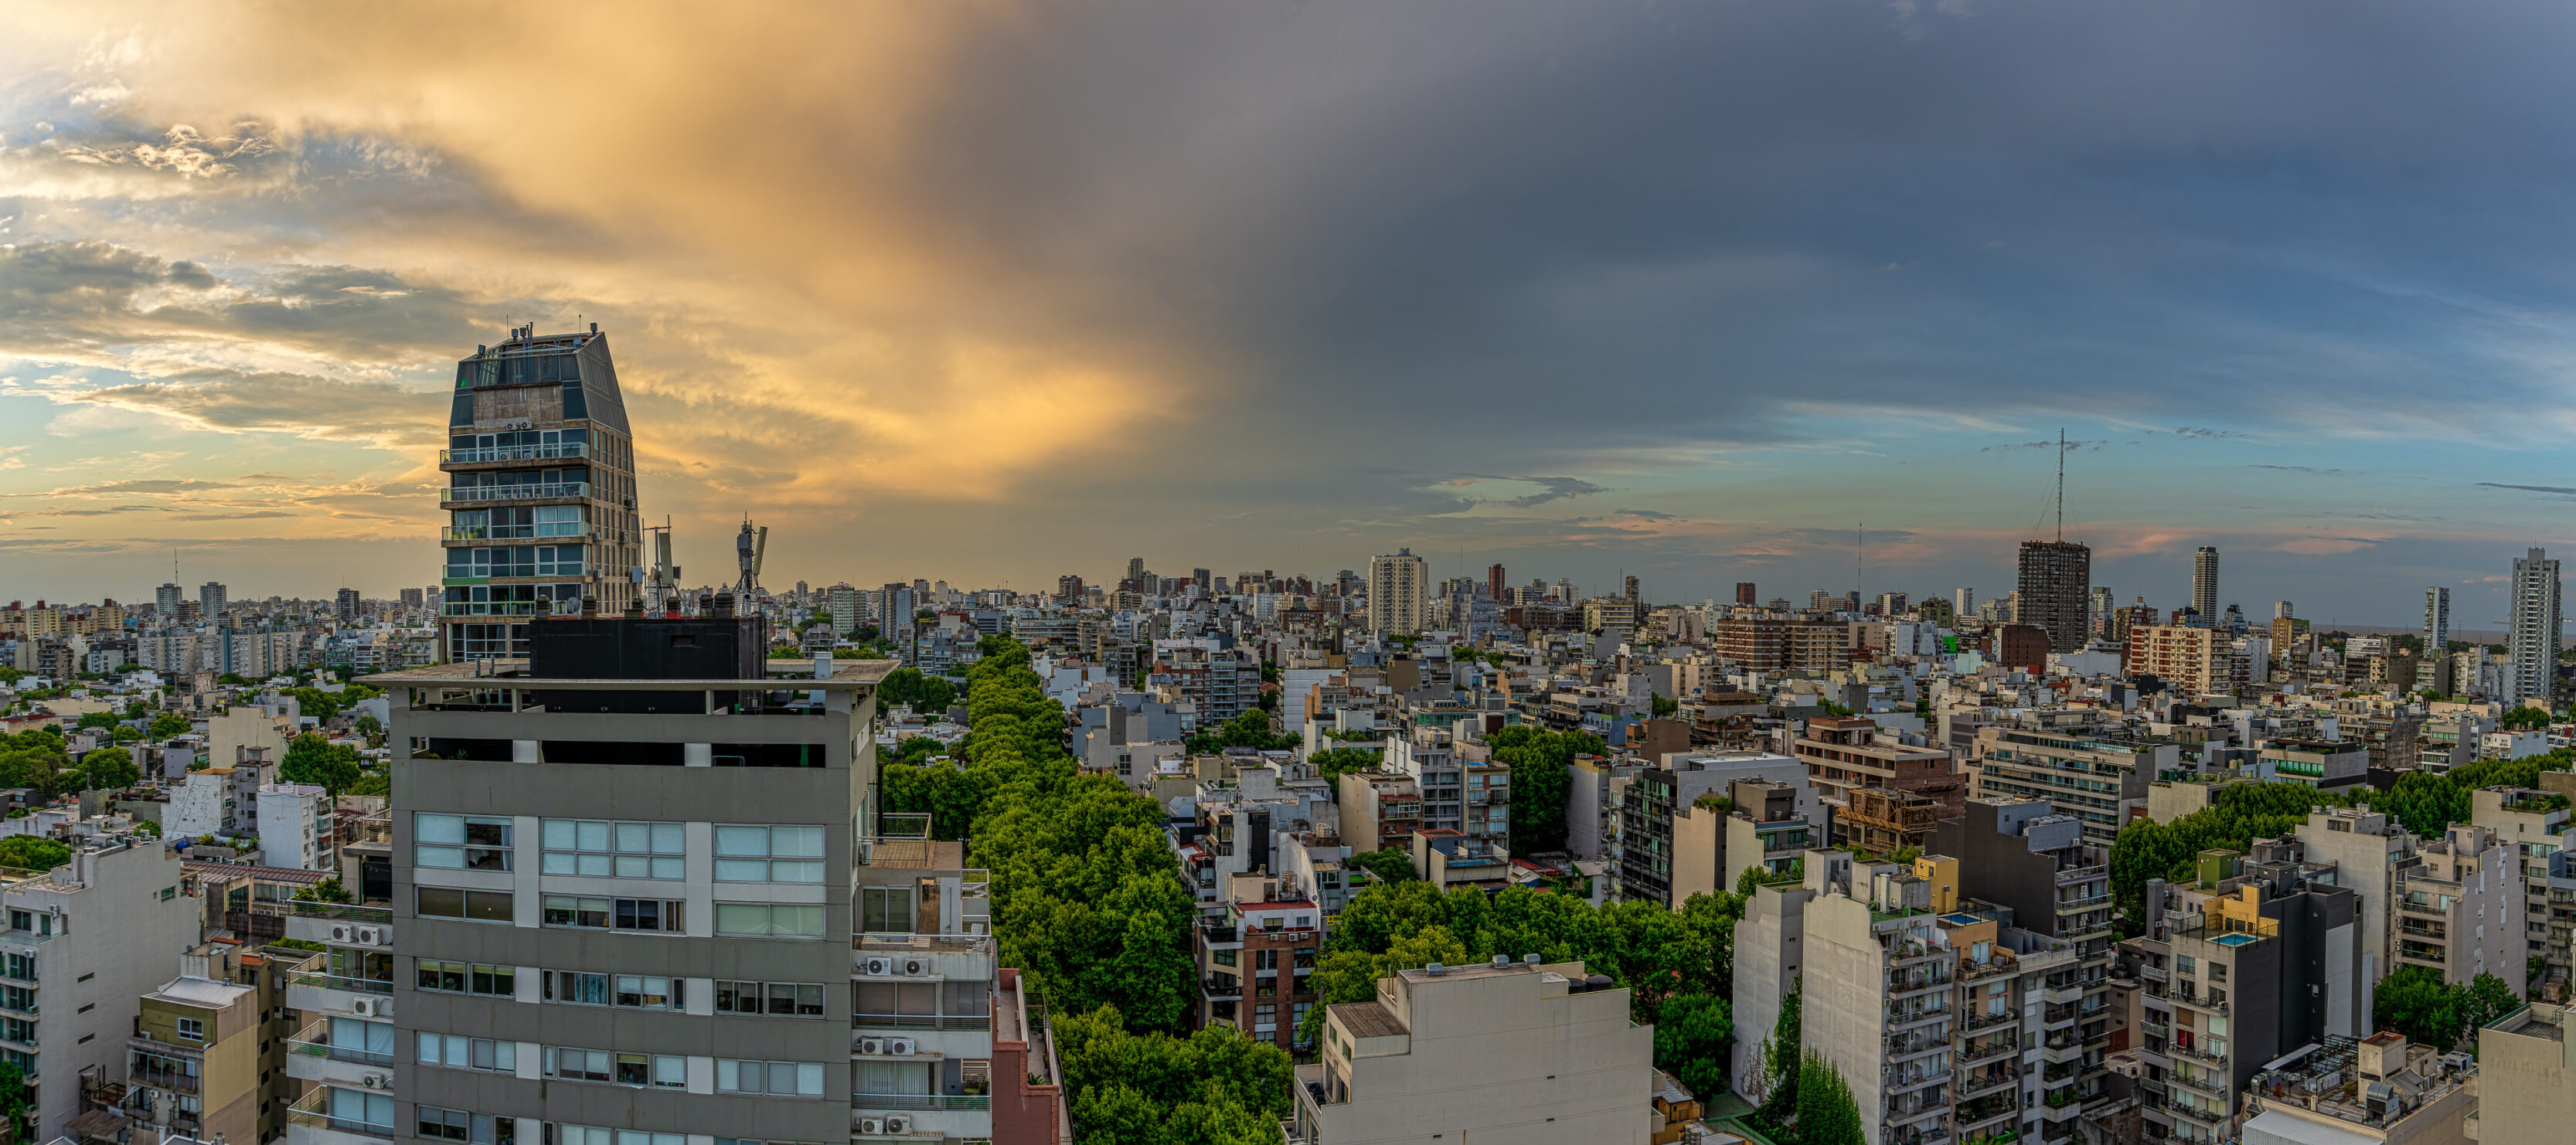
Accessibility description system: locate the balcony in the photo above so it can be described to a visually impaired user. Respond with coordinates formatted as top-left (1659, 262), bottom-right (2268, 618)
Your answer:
top-left (441, 481), bottom-right (591, 505)
top-left (852, 1096), bottom-right (993, 1140)
top-left (1884, 1066), bottom-right (1952, 1094)
top-left (1203, 977), bottom-right (1244, 1000)
top-left (442, 442), bottom-right (590, 466)
top-left (1955, 1070), bottom-right (2019, 1101)
top-left (1958, 1039), bottom-right (2019, 1069)
top-left (285, 1020), bottom-right (395, 1088)
top-left (283, 902), bottom-right (394, 948)
top-left (2166, 1071), bottom-right (2228, 1100)
top-left (281, 955), bottom-right (393, 1018)
top-left (287, 1090), bottom-right (394, 1145)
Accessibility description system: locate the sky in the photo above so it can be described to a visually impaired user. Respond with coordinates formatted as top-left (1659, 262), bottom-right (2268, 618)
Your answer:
top-left (4, 1), bottom-right (2576, 627)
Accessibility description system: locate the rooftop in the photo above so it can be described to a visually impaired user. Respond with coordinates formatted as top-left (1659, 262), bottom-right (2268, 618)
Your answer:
top-left (1333, 1000), bottom-right (1409, 1038)
top-left (366, 657), bottom-right (899, 689)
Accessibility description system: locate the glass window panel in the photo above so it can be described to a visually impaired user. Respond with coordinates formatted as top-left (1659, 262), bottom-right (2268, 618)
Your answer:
top-left (614, 822), bottom-right (650, 852)
top-left (650, 823), bottom-right (685, 854)
top-left (576, 821), bottom-right (611, 851)
top-left (415, 845), bottom-right (464, 869)
top-left (650, 856), bottom-right (685, 880)
top-left (714, 825), bottom-right (768, 856)
top-left (417, 814), bottom-right (464, 844)
top-left (714, 859), bottom-right (769, 882)
top-left (771, 826), bottom-right (824, 858)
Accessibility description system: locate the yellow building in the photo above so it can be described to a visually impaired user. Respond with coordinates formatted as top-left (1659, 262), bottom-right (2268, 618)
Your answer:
top-left (128, 963), bottom-right (261, 1143)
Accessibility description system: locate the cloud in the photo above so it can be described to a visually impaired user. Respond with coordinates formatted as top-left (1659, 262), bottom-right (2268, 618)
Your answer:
top-left (1501, 477), bottom-right (1608, 508)
top-left (2250, 464), bottom-right (2344, 474)
top-left (24, 368), bottom-right (442, 448)
top-left (2476, 483), bottom-right (2576, 496)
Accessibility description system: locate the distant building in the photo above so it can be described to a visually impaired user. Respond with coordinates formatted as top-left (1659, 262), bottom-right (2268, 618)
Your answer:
top-left (2508, 548), bottom-right (2561, 705)
top-left (2476, 1003), bottom-right (2576, 1145)
top-left (2016, 540), bottom-right (2092, 654)
top-left (1367, 549), bottom-right (1429, 635)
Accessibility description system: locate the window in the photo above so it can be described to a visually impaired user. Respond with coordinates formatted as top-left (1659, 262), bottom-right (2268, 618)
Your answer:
top-left (418, 1106), bottom-right (472, 1143)
top-left (715, 902), bottom-right (825, 937)
top-left (2177, 956), bottom-right (2196, 975)
top-left (549, 1127), bottom-right (679, 1145)
top-left (418, 1033), bottom-right (516, 1073)
top-left (417, 887), bottom-right (516, 922)
top-left (328, 1088), bottom-right (394, 1132)
top-left (542, 895), bottom-right (683, 933)
top-left (328, 1018), bottom-right (396, 1064)
top-left (546, 971), bottom-right (682, 1010)
top-left (542, 820), bottom-right (684, 879)
top-left (416, 960), bottom-right (516, 997)
top-left (859, 886), bottom-right (913, 934)
top-left (1211, 949), bottom-right (1238, 967)
top-left (716, 1058), bottom-right (825, 1097)
top-left (415, 814), bottom-right (513, 871)
top-left (543, 1047), bottom-right (683, 1089)
top-left (175, 1018), bottom-right (204, 1041)
top-left (714, 824), bottom-right (825, 882)
top-left (2209, 963), bottom-right (2227, 983)
top-left (716, 980), bottom-right (825, 1017)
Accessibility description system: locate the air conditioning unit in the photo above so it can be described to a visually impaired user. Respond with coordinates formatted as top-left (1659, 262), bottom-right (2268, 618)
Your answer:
top-left (328, 924), bottom-right (352, 943)
top-left (360, 1074), bottom-right (388, 1089)
top-left (900, 957), bottom-right (928, 976)
top-left (855, 1119), bottom-right (886, 1135)
top-left (857, 1038), bottom-right (887, 1055)
top-left (351, 997), bottom-right (379, 1018)
top-left (355, 926), bottom-right (383, 946)
top-left (886, 1037), bottom-right (916, 1056)
top-left (860, 956), bottom-right (894, 977)
top-left (882, 1116), bottom-right (910, 1135)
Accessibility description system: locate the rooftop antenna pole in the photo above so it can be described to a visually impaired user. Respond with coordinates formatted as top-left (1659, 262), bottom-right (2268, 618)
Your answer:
top-left (2056, 427), bottom-right (2066, 542)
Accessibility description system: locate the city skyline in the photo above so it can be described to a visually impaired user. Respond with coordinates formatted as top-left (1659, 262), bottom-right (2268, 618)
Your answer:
top-left (8, 4), bottom-right (2576, 621)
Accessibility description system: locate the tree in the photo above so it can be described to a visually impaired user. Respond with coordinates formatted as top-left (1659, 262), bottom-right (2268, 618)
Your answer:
top-left (2462, 971), bottom-right (2522, 1034)
top-left (354, 714), bottom-right (385, 746)
top-left (2374, 964), bottom-right (2466, 1050)
top-left (1488, 725), bottom-right (1599, 855)
top-left (1795, 1052), bottom-right (1866, 1145)
top-left (1185, 710), bottom-right (1300, 755)
top-left (0, 836), bottom-right (70, 873)
top-left (1345, 848), bottom-right (1417, 885)
top-left (1297, 950), bottom-right (1383, 1047)
top-left (279, 732), bottom-right (362, 800)
top-left (0, 1060), bottom-right (29, 1137)
top-left (1654, 993), bottom-right (1734, 1099)
top-left (1754, 977), bottom-right (1802, 1123)
top-left (2501, 705), bottom-right (2554, 731)
top-left (77, 746), bottom-right (138, 793)
top-left (1308, 746), bottom-right (1379, 785)
top-left (299, 878), bottom-right (354, 904)
top-left (1652, 692), bottom-right (1681, 719)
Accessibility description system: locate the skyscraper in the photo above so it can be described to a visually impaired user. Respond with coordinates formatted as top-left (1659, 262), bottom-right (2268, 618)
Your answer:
top-left (199, 580), bottom-right (227, 619)
top-left (1488, 563), bottom-right (1509, 603)
top-left (1368, 549), bottom-right (1429, 634)
top-left (2015, 540), bottom-right (2091, 654)
top-left (1734, 582), bottom-right (1757, 606)
top-left (1623, 575), bottom-right (1640, 603)
top-left (2089, 586), bottom-right (2113, 637)
top-left (1954, 587), bottom-right (1974, 618)
top-left (335, 586), bottom-right (361, 623)
top-left (2507, 549), bottom-right (2561, 705)
top-left (2191, 545), bottom-right (2219, 627)
top-left (2274, 600), bottom-right (2294, 620)
top-left (2425, 586), bottom-right (2450, 654)
top-left (438, 322), bottom-right (643, 660)
top-left (155, 582), bottom-right (184, 617)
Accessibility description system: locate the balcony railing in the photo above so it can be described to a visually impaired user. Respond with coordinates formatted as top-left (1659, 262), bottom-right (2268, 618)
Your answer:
top-left (288, 1089), bottom-right (393, 1140)
top-left (130, 1065), bottom-right (198, 1095)
top-left (287, 901), bottom-right (393, 922)
top-left (442, 443), bottom-right (590, 465)
top-left (442, 482), bottom-right (591, 505)
top-left (852, 1095), bottom-right (993, 1112)
top-left (287, 1019), bottom-right (395, 1065)
top-left (852, 1013), bottom-right (992, 1033)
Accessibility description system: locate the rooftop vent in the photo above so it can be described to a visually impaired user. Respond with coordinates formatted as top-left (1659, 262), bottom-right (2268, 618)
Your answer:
top-left (1425, 963), bottom-right (1446, 976)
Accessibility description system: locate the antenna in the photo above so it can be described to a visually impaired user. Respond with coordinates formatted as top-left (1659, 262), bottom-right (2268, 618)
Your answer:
top-left (2055, 427), bottom-right (2066, 542)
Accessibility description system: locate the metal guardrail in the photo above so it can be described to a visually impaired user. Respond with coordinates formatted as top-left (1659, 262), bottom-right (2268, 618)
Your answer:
top-left (287, 1019), bottom-right (394, 1065)
top-left (288, 1089), bottom-right (394, 1139)
top-left (851, 1094), bottom-right (992, 1111)
top-left (442, 443), bottom-right (590, 464)
top-left (286, 901), bottom-right (393, 922)
top-left (442, 482), bottom-right (591, 504)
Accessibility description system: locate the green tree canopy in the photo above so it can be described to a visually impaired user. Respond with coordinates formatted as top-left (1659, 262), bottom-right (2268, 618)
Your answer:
top-left (1344, 848), bottom-right (1417, 886)
top-left (1185, 710), bottom-right (1300, 755)
top-left (279, 732), bottom-right (362, 800)
top-left (0, 836), bottom-right (70, 873)
top-left (77, 746), bottom-right (139, 793)
top-left (1485, 725), bottom-right (1601, 854)
top-left (1654, 993), bottom-right (1734, 1099)
top-left (1307, 746), bottom-right (1380, 784)
top-left (1795, 1052), bottom-right (1867, 1145)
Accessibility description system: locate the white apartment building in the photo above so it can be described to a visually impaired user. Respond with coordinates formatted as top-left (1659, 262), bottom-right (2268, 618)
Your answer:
top-left (1291, 957), bottom-right (1656, 1144)
top-left (256, 783), bottom-right (335, 873)
top-left (2393, 824), bottom-right (2523, 994)
top-left (2507, 548), bottom-right (2561, 705)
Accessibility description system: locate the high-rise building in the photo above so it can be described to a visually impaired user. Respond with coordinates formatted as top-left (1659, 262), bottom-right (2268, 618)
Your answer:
top-left (2190, 546), bottom-right (2218, 627)
top-left (2509, 548), bottom-right (2562, 705)
top-left (376, 612), bottom-right (1033, 1145)
top-left (1489, 563), bottom-right (1509, 603)
top-left (2015, 541), bottom-right (2091, 654)
top-left (1623, 575), bottom-right (1639, 603)
top-left (1366, 549), bottom-right (1429, 634)
top-left (400, 586), bottom-right (426, 610)
top-left (155, 582), bottom-right (184, 617)
top-left (199, 580), bottom-right (228, 618)
top-left (2089, 586), bottom-right (2114, 637)
top-left (335, 587), bottom-right (362, 623)
top-left (1056, 574), bottom-right (1084, 603)
top-left (438, 322), bottom-right (644, 660)
top-left (2425, 586), bottom-right (2451, 654)
top-left (2274, 600), bottom-right (2294, 620)
top-left (1735, 582), bottom-right (1758, 606)
top-left (1191, 567), bottom-right (1211, 592)
top-left (1955, 587), bottom-right (1974, 617)
top-left (827, 583), bottom-right (861, 634)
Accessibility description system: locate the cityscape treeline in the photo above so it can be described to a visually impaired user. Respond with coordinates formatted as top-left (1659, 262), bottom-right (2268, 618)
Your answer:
top-left (880, 636), bottom-right (1293, 1145)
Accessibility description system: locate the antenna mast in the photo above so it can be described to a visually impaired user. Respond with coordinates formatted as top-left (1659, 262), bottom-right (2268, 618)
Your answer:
top-left (2055, 427), bottom-right (2066, 542)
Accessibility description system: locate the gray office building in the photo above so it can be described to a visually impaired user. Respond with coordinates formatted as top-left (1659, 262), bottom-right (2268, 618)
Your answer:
top-left (369, 608), bottom-right (1009, 1145)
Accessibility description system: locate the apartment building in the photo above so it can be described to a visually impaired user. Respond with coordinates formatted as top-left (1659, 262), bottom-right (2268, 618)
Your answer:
top-left (1192, 873), bottom-right (1322, 1050)
top-left (1797, 852), bottom-right (1958, 1145)
top-left (1381, 725), bottom-right (1467, 837)
top-left (2016, 540), bottom-right (2092, 654)
top-left (439, 324), bottom-right (644, 660)
top-left (2393, 824), bottom-right (2523, 994)
top-left (1969, 725), bottom-right (2171, 847)
top-left (257, 782), bottom-right (337, 872)
top-left (2237, 1031), bottom-right (2474, 1145)
top-left (1152, 639), bottom-right (1253, 726)
top-left (1793, 716), bottom-right (1962, 821)
top-left (1835, 787), bottom-right (1942, 855)
top-left (2471, 786), bottom-right (2573, 989)
top-left (1337, 771), bottom-right (1424, 855)
top-left (2120, 844), bottom-right (2370, 1145)
top-left (1934, 801), bottom-right (2118, 1114)
top-left (374, 608), bottom-right (1019, 1145)
top-left (1611, 751), bottom-right (1812, 905)
top-left (2254, 739), bottom-right (2371, 789)
top-left (2299, 807), bottom-right (2418, 975)
top-left (2125, 626), bottom-right (2236, 693)
top-left (1668, 779), bottom-right (1814, 905)
top-left (1366, 550), bottom-right (1430, 636)
top-left (121, 963), bottom-right (260, 1143)
top-left (2474, 1002), bottom-right (2576, 1145)
top-left (1707, 618), bottom-right (1853, 674)
top-left (0, 835), bottom-right (202, 1143)
top-left (1291, 957), bottom-right (1656, 1145)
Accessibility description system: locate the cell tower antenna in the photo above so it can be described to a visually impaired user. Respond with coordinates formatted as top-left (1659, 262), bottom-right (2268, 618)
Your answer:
top-left (2055, 427), bottom-right (2066, 542)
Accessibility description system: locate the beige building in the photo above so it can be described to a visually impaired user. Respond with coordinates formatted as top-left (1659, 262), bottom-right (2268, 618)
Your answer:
top-left (2299, 807), bottom-right (2418, 973)
top-left (2470, 786), bottom-right (2572, 987)
top-left (1367, 549), bottom-right (1430, 636)
top-left (1290, 957), bottom-right (1656, 1145)
top-left (2394, 824), bottom-right (2523, 994)
top-left (2473, 1001), bottom-right (2575, 1145)
top-left (2239, 1031), bottom-right (2475, 1145)
top-left (123, 964), bottom-right (261, 1143)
